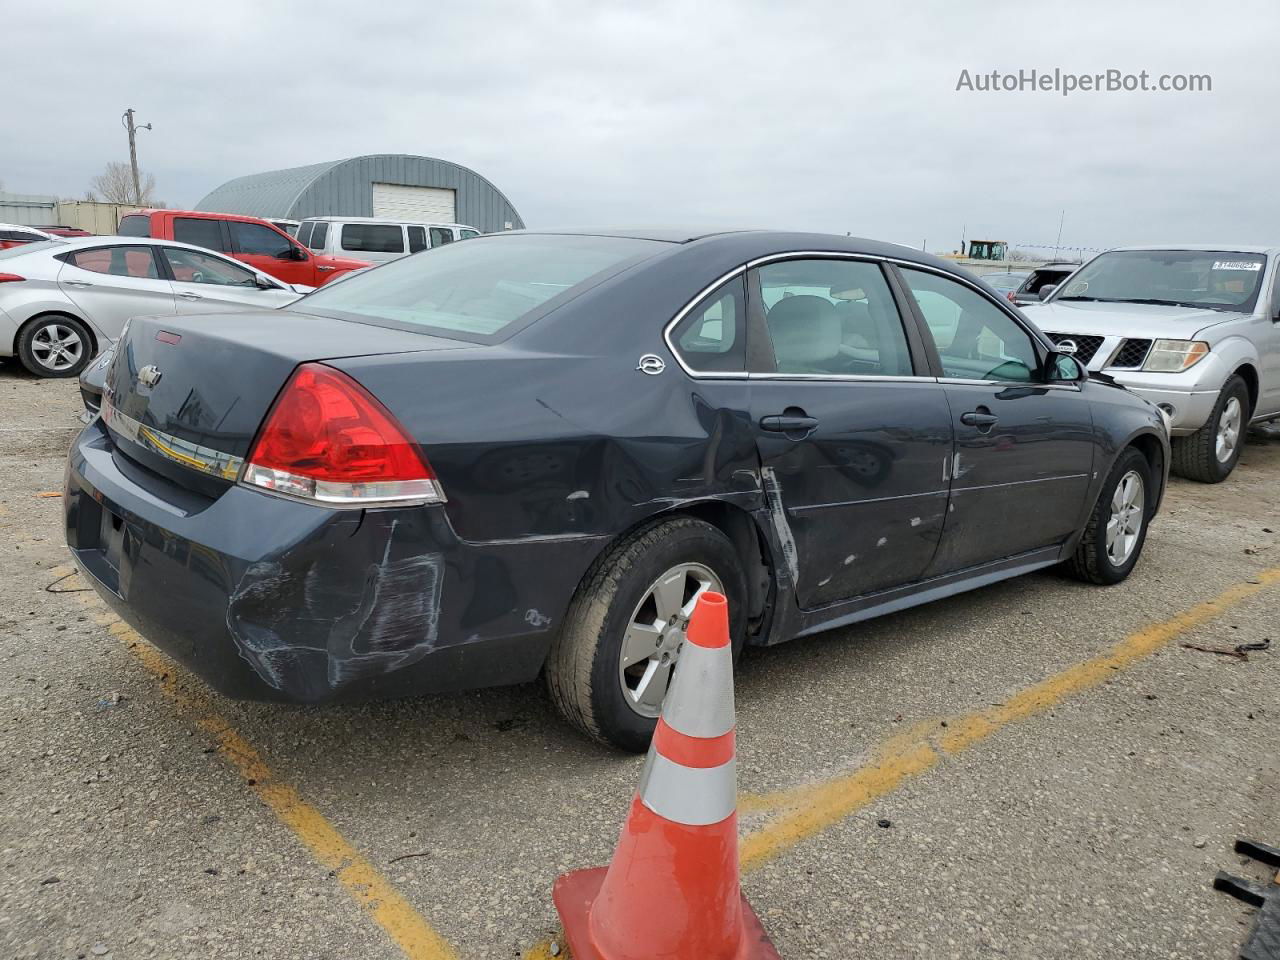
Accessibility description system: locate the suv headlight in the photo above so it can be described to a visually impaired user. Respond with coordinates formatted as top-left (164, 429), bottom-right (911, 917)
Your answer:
top-left (1142, 339), bottom-right (1209, 372)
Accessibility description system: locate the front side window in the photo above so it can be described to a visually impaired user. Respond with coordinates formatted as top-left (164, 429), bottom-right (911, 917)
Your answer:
top-left (407, 226), bottom-right (428, 253)
top-left (756, 259), bottom-right (913, 376)
top-left (669, 275), bottom-right (746, 373)
top-left (117, 215), bottom-right (151, 237)
top-left (231, 221), bottom-right (294, 258)
top-left (1057, 250), bottom-right (1267, 312)
top-left (65, 245), bottom-right (160, 279)
top-left (293, 234), bottom-right (664, 341)
top-left (173, 217), bottom-right (228, 252)
top-left (307, 221), bottom-right (329, 251)
top-left (341, 223), bottom-right (405, 254)
top-left (900, 267), bottom-right (1038, 382)
top-left (163, 247), bottom-right (262, 287)
top-left (430, 227), bottom-right (454, 247)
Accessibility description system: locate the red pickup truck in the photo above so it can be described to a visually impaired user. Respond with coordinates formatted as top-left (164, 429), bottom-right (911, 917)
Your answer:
top-left (117, 210), bottom-right (369, 286)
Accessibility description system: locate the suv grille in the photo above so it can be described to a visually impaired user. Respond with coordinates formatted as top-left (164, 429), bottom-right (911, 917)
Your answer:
top-left (1046, 333), bottom-right (1104, 364)
top-left (1110, 338), bottom-right (1153, 368)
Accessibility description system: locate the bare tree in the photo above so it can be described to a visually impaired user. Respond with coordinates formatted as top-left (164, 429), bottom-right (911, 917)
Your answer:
top-left (87, 161), bottom-right (159, 204)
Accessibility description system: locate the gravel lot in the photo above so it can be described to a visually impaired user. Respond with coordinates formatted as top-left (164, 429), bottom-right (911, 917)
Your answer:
top-left (1, 360), bottom-right (1277, 960)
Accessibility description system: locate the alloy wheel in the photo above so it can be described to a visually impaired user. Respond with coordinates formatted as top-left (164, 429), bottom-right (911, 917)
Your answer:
top-left (1215, 396), bottom-right (1242, 464)
top-left (30, 323), bottom-right (84, 372)
top-left (618, 562), bottom-right (722, 717)
top-left (1105, 469), bottom-right (1145, 567)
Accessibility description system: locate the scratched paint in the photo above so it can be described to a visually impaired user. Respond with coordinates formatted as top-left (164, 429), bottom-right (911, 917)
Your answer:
top-left (760, 467), bottom-right (800, 586)
top-left (226, 523), bottom-right (444, 697)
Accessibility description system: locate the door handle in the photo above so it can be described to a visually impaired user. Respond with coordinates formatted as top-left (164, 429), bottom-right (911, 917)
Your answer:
top-left (65, 280), bottom-right (94, 288)
top-left (761, 414), bottom-right (820, 433)
top-left (961, 410), bottom-right (999, 430)
top-left (179, 292), bottom-right (204, 300)
top-left (317, 265), bottom-right (335, 272)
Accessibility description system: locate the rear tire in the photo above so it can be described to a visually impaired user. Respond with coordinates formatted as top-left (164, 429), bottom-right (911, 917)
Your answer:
top-left (1170, 375), bottom-right (1249, 483)
top-left (546, 517), bottom-right (747, 752)
top-left (17, 315), bottom-right (93, 378)
top-left (1064, 446), bottom-right (1153, 585)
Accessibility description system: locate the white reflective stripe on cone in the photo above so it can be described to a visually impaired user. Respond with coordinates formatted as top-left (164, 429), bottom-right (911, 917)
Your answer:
top-left (637, 749), bottom-right (737, 826)
top-left (661, 641), bottom-right (735, 739)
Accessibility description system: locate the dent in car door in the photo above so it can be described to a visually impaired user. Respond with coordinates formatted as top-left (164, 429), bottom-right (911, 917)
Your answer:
top-left (742, 258), bottom-right (954, 608)
top-left (897, 266), bottom-right (1095, 573)
top-left (56, 246), bottom-right (176, 339)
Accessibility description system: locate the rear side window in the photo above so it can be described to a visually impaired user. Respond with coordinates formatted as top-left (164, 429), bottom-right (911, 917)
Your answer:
top-left (117, 215), bottom-right (151, 237)
top-left (293, 234), bottom-right (664, 341)
top-left (231, 221), bottom-right (294, 258)
top-left (341, 223), bottom-right (405, 254)
top-left (429, 227), bottom-right (454, 247)
top-left (65, 245), bottom-right (160, 279)
top-left (670, 276), bottom-right (746, 373)
top-left (296, 221), bottom-right (315, 247)
top-left (459, 229), bottom-right (480, 240)
top-left (306, 221), bottom-right (329, 251)
top-left (407, 225), bottom-right (428, 253)
top-left (755, 259), bottom-right (914, 376)
top-left (173, 217), bottom-right (228, 252)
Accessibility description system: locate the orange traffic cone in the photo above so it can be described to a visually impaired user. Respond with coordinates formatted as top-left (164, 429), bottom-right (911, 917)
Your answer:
top-left (553, 591), bottom-right (779, 960)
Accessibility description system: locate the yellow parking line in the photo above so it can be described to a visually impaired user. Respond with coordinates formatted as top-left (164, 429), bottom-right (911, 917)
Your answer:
top-left (738, 565), bottom-right (1280, 870)
top-left (524, 565), bottom-right (1280, 956)
top-left (64, 584), bottom-right (459, 960)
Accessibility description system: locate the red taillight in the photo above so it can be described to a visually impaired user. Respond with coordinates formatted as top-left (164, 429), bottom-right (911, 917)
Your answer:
top-left (241, 363), bottom-right (443, 506)
top-left (0, 273), bottom-right (26, 283)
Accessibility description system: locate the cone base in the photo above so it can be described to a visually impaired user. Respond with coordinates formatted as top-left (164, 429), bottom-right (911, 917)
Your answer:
top-left (553, 866), bottom-right (780, 960)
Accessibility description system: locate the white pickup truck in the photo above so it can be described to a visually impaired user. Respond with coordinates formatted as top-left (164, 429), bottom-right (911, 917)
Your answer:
top-left (1023, 245), bottom-right (1280, 482)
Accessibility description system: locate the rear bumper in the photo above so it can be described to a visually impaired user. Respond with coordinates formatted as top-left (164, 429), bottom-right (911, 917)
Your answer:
top-left (64, 420), bottom-right (605, 703)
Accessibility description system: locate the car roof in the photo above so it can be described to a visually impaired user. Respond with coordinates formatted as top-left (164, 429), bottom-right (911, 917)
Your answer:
top-left (1108, 243), bottom-right (1280, 256)
top-left (0, 222), bottom-right (55, 234)
top-left (513, 227), bottom-right (756, 243)
top-left (300, 216), bottom-right (476, 229)
top-left (126, 208), bottom-right (283, 226)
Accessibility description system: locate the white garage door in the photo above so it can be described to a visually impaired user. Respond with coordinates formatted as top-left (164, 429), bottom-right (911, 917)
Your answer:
top-left (371, 183), bottom-right (457, 223)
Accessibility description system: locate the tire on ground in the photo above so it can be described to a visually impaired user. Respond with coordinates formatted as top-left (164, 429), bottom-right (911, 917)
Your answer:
top-left (545, 516), bottom-right (748, 752)
top-left (17, 314), bottom-right (94, 379)
top-left (1169, 375), bottom-right (1250, 483)
top-left (1064, 445), bottom-right (1154, 585)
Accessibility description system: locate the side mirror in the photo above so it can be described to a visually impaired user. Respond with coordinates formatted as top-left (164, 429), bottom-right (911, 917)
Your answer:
top-left (1047, 350), bottom-right (1085, 383)
top-left (279, 246), bottom-right (307, 261)
top-left (253, 275), bottom-right (274, 290)
top-left (1038, 284), bottom-right (1058, 302)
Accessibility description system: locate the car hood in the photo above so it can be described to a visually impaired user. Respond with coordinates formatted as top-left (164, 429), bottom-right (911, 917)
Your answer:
top-left (1022, 300), bottom-right (1243, 339)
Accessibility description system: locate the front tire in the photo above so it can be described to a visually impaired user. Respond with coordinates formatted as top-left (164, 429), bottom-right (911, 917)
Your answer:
top-left (546, 517), bottom-right (747, 752)
top-left (1064, 446), bottom-right (1153, 585)
top-left (17, 315), bottom-right (93, 378)
top-left (1170, 375), bottom-right (1249, 483)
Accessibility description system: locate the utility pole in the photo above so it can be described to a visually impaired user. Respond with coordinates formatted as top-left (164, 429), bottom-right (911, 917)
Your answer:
top-left (122, 108), bottom-right (152, 204)
top-left (1053, 209), bottom-right (1065, 260)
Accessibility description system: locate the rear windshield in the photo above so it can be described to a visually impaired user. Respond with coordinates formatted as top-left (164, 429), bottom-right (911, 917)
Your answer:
top-left (0, 240), bottom-right (63, 259)
top-left (1056, 250), bottom-right (1268, 312)
top-left (291, 234), bottom-right (666, 341)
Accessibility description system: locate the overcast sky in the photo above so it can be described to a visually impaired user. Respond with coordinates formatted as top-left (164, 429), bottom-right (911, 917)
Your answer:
top-left (5, 0), bottom-right (1276, 253)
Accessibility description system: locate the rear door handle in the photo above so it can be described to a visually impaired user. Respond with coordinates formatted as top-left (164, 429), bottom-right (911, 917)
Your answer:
top-left (961, 411), bottom-right (999, 429)
top-left (761, 414), bottom-right (820, 433)
top-left (179, 292), bottom-right (203, 300)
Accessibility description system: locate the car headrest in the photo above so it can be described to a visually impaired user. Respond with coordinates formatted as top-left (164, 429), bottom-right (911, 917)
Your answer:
top-left (768, 295), bottom-right (841, 368)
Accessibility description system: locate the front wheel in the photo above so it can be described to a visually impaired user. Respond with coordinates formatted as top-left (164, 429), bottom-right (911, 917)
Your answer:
top-left (545, 517), bottom-right (747, 752)
top-left (1064, 447), bottom-right (1154, 585)
top-left (1170, 375), bottom-right (1250, 483)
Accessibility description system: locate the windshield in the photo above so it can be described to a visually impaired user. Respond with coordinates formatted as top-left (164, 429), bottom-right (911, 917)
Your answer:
top-left (291, 234), bottom-right (666, 341)
top-left (1055, 249), bottom-right (1268, 312)
top-left (0, 239), bottom-right (64, 260)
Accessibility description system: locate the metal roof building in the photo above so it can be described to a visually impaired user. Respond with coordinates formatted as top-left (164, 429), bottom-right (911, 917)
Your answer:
top-left (196, 154), bottom-right (524, 233)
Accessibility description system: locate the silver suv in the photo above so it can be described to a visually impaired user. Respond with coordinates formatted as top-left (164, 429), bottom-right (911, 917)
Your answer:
top-left (1023, 245), bottom-right (1280, 482)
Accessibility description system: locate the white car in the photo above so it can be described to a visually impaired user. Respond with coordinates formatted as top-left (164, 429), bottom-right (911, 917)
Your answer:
top-left (296, 217), bottom-right (481, 265)
top-left (1023, 244), bottom-right (1280, 482)
top-left (0, 236), bottom-right (310, 378)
